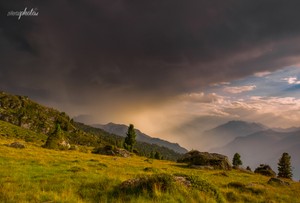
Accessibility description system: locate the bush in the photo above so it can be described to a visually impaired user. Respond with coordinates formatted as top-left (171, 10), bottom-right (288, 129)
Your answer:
top-left (226, 191), bottom-right (239, 202)
top-left (104, 145), bottom-right (114, 151)
top-left (187, 175), bottom-right (225, 203)
top-left (117, 174), bottom-right (175, 197)
top-left (69, 145), bottom-right (79, 150)
top-left (254, 164), bottom-right (276, 177)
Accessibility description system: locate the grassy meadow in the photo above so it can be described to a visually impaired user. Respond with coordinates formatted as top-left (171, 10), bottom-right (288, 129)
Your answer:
top-left (1, 136), bottom-right (300, 203)
top-left (0, 120), bottom-right (299, 202)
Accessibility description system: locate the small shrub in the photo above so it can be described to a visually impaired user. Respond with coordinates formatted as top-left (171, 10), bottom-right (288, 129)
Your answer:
top-left (117, 174), bottom-right (175, 197)
top-left (78, 178), bottom-right (118, 202)
top-left (188, 175), bottom-right (225, 203)
top-left (104, 145), bottom-right (114, 151)
top-left (25, 136), bottom-right (35, 142)
top-left (132, 149), bottom-right (139, 155)
top-left (226, 191), bottom-right (239, 202)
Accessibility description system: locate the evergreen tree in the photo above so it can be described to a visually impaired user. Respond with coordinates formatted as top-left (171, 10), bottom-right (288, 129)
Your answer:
top-left (232, 153), bottom-right (243, 167)
top-left (154, 151), bottom-right (161, 160)
top-left (150, 151), bottom-right (155, 159)
top-left (44, 124), bottom-right (63, 149)
top-left (124, 124), bottom-right (136, 152)
top-left (278, 152), bottom-right (293, 179)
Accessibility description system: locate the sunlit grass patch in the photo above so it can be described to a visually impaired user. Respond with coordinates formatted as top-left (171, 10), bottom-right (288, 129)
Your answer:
top-left (0, 135), bottom-right (300, 202)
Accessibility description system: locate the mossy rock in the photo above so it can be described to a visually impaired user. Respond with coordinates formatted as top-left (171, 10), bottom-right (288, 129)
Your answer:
top-left (178, 150), bottom-right (232, 170)
top-left (254, 164), bottom-right (276, 177)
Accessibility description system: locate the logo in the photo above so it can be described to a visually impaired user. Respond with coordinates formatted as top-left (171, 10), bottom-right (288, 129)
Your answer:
top-left (7, 7), bottom-right (39, 20)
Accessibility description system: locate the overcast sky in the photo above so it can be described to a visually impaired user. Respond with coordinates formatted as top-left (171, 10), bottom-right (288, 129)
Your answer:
top-left (1, 1), bottom-right (300, 148)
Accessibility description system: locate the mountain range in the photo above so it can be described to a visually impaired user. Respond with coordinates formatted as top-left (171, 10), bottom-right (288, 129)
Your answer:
top-left (200, 120), bottom-right (268, 151)
top-left (206, 121), bottom-right (300, 180)
top-left (1, 90), bottom-right (299, 179)
top-left (93, 123), bottom-right (188, 154)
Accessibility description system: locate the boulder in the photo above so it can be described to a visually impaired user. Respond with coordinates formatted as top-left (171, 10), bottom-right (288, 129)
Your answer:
top-left (254, 164), bottom-right (276, 177)
top-left (178, 150), bottom-right (232, 170)
top-left (8, 142), bottom-right (25, 149)
top-left (92, 145), bottom-right (131, 157)
top-left (268, 177), bottom-right (290, 186)
top-left (174, 176), bottom-right (192, 187)
top-left (114, 148), bottom-right (131, 158)
top-left (58, 140), bottom-right (71, 149)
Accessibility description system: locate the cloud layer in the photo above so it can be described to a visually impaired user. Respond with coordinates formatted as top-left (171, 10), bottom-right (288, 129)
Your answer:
top-left (1, 1), bottom-right (300, 137)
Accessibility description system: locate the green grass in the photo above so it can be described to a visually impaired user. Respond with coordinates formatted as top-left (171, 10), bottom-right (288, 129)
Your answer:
top-left (0, 135), bottom-right (300, 202)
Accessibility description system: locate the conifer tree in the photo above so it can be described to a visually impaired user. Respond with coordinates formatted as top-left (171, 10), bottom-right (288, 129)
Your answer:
top-left (150, 151), bottom-right (155, 159)
top-left (124, 124), bottom-right (136, 152)
top-left (44, 123), bottom-right (63, 149)
top-left (154, 151), bottom-right (161, 160)
top-left (232, 153), bottom-right (243, 167)
top-left (278, 152), bottom-right (293, 179)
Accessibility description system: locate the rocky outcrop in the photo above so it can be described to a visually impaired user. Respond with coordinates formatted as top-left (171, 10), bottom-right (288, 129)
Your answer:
top-left (268, 177), bottom-right (290, 186)
top-left (254, 164), bottom-right (276, 177)
top-left (178, 150), bottom-right (232, 170)
top-left (92, 145), bottom-right (131, 157)
top-left (0, 91), bottom-right (75, 135)
top-left (7, 142), bottom-right (25, 149)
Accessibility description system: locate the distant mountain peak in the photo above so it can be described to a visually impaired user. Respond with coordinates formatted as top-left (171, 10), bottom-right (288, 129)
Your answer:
top-left (200, 120), bottom-right (268, 151)
top-left (219, 120), bottom-right (267, 129)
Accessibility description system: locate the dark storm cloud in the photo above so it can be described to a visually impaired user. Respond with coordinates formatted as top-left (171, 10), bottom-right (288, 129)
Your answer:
top-left (1, 0), bottom-right (300, 105)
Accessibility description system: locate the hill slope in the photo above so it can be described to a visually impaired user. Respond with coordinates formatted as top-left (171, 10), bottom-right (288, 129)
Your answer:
top-left (1, 136), bottom-right (300, 202)
top-left (75, 122), bottom-right (183, 160)
top-left (0, 91), bottom-right (75, 134)
top-left (0, 91), bottom-right (182, 160)
top-left (94, 123), bottom-right (188, 154)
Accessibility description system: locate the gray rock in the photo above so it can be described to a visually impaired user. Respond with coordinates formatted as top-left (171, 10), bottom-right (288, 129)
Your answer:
top-left (59, 140), bottom-right (71, 149)
top-left (254, 164), bottom-right (276, 177)
top-left (178, 150), bottom-right (232, 170)
top-left (92, 145), bottom-right (131, 157)
top-left (174, 176), bottom-right (192, 187)
top-left (8, 142), bottom-right (25, 149)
